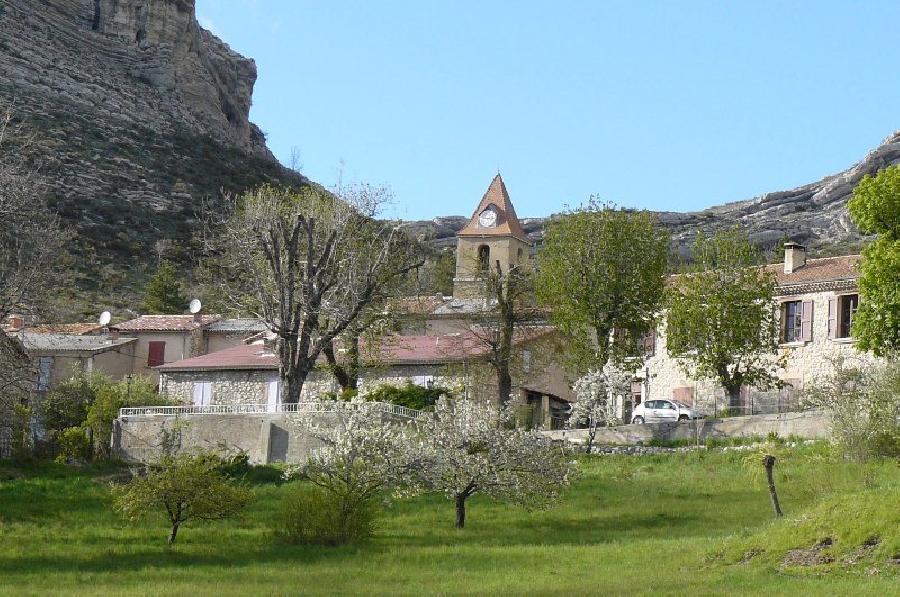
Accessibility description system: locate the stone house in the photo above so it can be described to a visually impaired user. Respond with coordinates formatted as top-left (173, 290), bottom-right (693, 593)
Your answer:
top-left (18, 332), bottom-right (138, 391)
top-left (632, 243), bottom-right (874, 419)
top-left (156, 325), bottom-right (572, 428)
top-left (109, 314), bottom-right (269, 385)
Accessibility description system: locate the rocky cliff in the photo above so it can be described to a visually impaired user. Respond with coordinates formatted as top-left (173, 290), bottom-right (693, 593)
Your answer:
top-left (405, 131), bottom-right (900, 258)
top-left (0, 0), bottom-right (301, 313)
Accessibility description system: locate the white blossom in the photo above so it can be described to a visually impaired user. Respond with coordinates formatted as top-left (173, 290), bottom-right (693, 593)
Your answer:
top-left (568, 363), bottom-right (632, 451)
top-left (283, 397), bottom-right (423, 502)
top-left (411, 397), bottom-right (579, 528)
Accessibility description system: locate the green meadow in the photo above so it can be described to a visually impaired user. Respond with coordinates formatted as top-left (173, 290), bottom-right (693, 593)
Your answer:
top-left (0, 446), bottom-right (896, 595)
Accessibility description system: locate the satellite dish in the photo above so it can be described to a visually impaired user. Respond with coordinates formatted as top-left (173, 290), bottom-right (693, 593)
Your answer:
top-left (98, 311), bottom-right (111, 326)
top-left (188, 299), bottom-right (202, 314)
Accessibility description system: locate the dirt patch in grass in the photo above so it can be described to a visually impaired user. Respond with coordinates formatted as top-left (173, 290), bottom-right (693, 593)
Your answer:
top-left (843, 536), bottom-right (880, 566)
top-left (782, 537), bottom-right (835, 567)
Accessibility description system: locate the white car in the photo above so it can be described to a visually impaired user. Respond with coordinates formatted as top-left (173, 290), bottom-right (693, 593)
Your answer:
top-left (631, 399), bottom-right (703, 424)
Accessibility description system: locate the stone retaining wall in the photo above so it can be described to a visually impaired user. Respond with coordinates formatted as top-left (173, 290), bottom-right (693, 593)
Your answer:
top-left (112, 412), bottom-right (339, 464)
top-left (545, 410), bottom-right (828, 445)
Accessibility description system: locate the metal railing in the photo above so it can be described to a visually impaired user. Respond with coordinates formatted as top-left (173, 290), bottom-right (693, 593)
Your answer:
top-left (119, 401), bottom-right (424, 420)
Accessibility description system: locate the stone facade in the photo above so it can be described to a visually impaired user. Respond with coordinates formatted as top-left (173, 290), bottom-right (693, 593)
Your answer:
top-left (636, 278), bottom-right (876, 418)
top-left (159, 369), bottom-right (336, 406)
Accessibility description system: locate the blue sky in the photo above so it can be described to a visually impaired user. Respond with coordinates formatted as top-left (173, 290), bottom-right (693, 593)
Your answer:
top-left (195, 1), bottom-right (900, 220)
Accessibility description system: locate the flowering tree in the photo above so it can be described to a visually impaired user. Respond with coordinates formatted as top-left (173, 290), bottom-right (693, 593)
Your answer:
top-left (412, 397), bottom-right (578, 528)
top-left (568, 364), bottom-right (632, 452)
top-left (284, 398), bottom-right (424, 525)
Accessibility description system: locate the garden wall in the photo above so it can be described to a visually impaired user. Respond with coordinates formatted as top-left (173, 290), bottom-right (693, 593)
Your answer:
top-left (112, 412), bottom-right (333, 464)
top-left (545, 410), bottom-right (829, 445)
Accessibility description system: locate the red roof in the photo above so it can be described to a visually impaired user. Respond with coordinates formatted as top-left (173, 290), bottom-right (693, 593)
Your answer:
top-left (456, 174), bottom-right (532, 243)
top-left (157, 342), bottom-right (279, 371)
top-left (113, 314), bottom-right (222, 332)
top-left (158, 328), bottom-right (556, 372)
top-left (765, 255), bottom-right (860, 287)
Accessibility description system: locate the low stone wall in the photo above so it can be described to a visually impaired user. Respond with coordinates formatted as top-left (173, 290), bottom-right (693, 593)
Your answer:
top-left (545, 410), bottom-right (828, 445)
top-left (112, 412), bottom-right (336, 464)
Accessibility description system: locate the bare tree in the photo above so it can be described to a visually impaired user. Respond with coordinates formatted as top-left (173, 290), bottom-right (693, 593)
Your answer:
top-left (0, 107), bottom-right (71, 324)
top-left (0, 107), bottom-right (70, 415)
top-left (467, 261), bottom-right (543, 406)
top-left (208, 183), bottom-right (423, 403)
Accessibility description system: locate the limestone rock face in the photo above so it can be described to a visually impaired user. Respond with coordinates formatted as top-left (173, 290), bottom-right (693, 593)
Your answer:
top-left (406, 131), bottom-right (900, 257)
top-left (0, 0), bottom-right (301, 313)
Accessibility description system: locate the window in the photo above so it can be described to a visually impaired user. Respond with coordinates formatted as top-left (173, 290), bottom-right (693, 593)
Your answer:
top-left (782, 301), bottom-right (803, 342)
top-left (266, 379), bottom-right (281, 412)
top-left (522, 349), bottom-right (532, 372)
top-left (37, 357), bottom-right (53, 392)
top-left (477, 245), bottom-right (490, 271)
top-left (517, 247), bottom-right (523, 263)
top-left (672, 386), bottom-right (694, 406)
top-left (782, 300), bottom-right (812, 343)
top-left (639, 330), bottom-right (656, 356)
top-left (412, 375), bottom-right (435, 388)
top-left (147, 341), bottom-right (166, 367)
top-left (839, 294), bottom-right (858, 338)
top-left (192, 382), bottom-right (212, 406)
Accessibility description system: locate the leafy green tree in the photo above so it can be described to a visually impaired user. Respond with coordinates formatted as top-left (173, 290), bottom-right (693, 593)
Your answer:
top-left (40, 371), bottom-right (110, 435)
top-left (113, 452), bottom-right (254, 545)
top-left (848, 166), bottom-right (900, 355)
top-left (536, 200), bottom-right (669, 370)
top-left (142, 261), bottom-right (187, 314)
top-left (666, 228), bottom-right (784, 408)
top-left (84, 376), bottom-right (170, 459)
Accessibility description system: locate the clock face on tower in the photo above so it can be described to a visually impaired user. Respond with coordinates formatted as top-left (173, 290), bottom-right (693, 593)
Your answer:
top-left (478, 208), bottom-right (497, 228)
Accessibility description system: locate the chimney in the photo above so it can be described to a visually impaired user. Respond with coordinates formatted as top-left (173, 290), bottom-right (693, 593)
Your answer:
top-left (7, 314), bottom-right (24, 330)
top-left (193, 311), bottom-right (202, 324)
top-left (109, 328), bottom-right (120, 340)
top-left (783, 242), bottom-right (807, 274)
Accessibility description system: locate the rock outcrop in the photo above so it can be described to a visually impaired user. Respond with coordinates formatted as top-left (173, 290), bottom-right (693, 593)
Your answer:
top-left (406, 131), bottom-right (900, 257)
top-left (0, 0), bottom-right (301, 313)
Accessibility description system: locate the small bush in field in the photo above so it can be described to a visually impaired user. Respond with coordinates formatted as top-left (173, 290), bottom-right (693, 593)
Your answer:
top-left (275, 485), bottom-right (377, 546)
top-left (54, 427), bottom-right (92, 463)
top-left (803, 357), bottom-right (900, 461)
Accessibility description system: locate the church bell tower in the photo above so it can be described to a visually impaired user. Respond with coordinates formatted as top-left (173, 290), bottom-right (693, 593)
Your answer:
top-left (453, 174), bottom-right (533, 299)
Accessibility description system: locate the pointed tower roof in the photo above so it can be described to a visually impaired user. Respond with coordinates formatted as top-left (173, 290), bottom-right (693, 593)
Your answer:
top-left (456, 174), bottom-right (532, 243)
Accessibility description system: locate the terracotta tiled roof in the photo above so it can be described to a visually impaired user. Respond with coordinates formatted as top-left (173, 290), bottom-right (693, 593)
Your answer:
top-left (112, 314), bottom-right (222, 332)
top-left (765, 255), bottom-right (860, 287)
top-left (456, 174), bottom-right (532, 243)
top-left (159, 327), bottom-right (556, 371)
top-left (668, 254), bottom-right (860, 290)
top-left (157, 342), bottom-right (279, 371)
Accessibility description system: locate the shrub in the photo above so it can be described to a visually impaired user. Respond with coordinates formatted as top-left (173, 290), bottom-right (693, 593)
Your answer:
top-left (804, 357), bottom-right (900, 461)
top-left (363, 381), bottom-right (451, 411)
top-left (54, 427), bottom-right (92, 463)
top-left (113, 451), bottom-right (254, 545)
top-left (84, 376), bottom-right (171, 459)
top-left (275, 485), bottom-right (377, 546)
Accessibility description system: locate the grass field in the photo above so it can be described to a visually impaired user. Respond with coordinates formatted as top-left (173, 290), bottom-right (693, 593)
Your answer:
top-left (0, 445), bottom-right (897, 595)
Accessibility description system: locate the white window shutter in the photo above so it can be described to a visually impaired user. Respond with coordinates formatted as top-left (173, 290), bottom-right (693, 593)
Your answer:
top-left (827, 297), bottom-right (837, 339)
